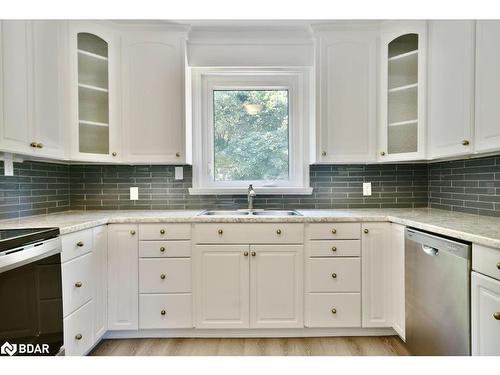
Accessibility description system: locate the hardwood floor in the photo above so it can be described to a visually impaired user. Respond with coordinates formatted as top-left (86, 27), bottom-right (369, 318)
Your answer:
top-left (90, 336), bottom-right (410, 356)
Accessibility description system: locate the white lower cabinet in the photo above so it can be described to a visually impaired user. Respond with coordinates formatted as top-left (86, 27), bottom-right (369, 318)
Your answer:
top-left (390, 223), bottom-right (406, 341)
top-left (139, 294), bottom-right (193, 329)
top-left (92, 226), bottom-right (108, 340)
top-left (63, 300), bottom-right (94, 356)
top-left (472, 271), bottom-right (500, 355)
top-left (306, 293), bottom-right (361, 328)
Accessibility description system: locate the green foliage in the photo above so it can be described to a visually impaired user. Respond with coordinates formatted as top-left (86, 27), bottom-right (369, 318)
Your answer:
top-left (213, 90), bottom-right (289, 181)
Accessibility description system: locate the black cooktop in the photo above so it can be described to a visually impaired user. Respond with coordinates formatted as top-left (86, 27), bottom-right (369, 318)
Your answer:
top-left (0, 227), bottom-right (60, 253)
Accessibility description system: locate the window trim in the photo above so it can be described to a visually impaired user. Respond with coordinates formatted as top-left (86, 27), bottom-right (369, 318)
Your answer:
top-left (189, 67), bottom-right (312, 195)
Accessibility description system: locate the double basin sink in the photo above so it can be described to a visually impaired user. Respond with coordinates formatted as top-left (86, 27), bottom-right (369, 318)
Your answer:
top-left (199, 210), bottom-right (302, 217)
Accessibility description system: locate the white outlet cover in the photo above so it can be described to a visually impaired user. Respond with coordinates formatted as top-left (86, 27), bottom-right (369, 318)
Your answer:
top-left (175, 166), bottom-right (184, 180)
top-left (130, 187), bottom-right (139, 200)
top-left (363, 182), bottom-right (372, 196)
top-left (3, 153), bottom-right (13, 176)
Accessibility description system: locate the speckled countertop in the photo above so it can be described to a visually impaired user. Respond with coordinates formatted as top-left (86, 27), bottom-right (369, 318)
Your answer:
top-left (1, 208), bottom-right (500, 249)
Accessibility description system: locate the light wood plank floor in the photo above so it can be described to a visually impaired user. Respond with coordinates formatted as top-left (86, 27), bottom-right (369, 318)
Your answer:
top-left (90, 336), bottom-right (409, 356)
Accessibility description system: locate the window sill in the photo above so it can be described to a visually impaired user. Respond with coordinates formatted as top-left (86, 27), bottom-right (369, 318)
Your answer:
top-left (188, 187), bottom-right (314, 196)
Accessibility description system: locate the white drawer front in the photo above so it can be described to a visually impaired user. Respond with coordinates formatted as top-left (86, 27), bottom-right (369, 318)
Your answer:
top-left (308, 240), bottom-right (361, 257)
top-left (306, 293), bottom-right (361, 327)
top-left (62, 253), bottom-right (94, 317)
top-left (61, 229), bottom-right (93, 263)
top-left (139, 224), bottom-right (191, 240)
top-left (308, 258), bottom-right (360, 292)
top-left (194, 223), bottom-right (304, 244)
top-left (139, 241), bottom-right (191, 258)
top-left (139, 294), bottom-right (193, 329)
top-left (308, 223), bottom-right (361, 240)
top-left (139, 258), bottom-right (191, 293)
top-left (63, 300), bottom-right (94, 356)
top-left (473, 244), bottom-right (500, 281)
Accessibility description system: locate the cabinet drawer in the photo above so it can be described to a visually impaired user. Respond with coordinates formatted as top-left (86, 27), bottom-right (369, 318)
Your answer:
top-left (139, 258), bottom-right (191, 293)
top-left (139, 294), bottom-right (193, 329)
top-left (473, 244), bottom-right (500, 281)
top-left (308, 240), bottom-right (361, 257)
top-left (308, 223), bottom-right (361, 240)
top-left (139, 224), bottom-right (191, 240)
top-left (63, 300), bottom-right (94, 356)
top-left (62, 253), bottom-right (94, 317)
top-left (307, 258), bottom-right (360, 292)
top-left (61, 229), bottom-right (93, 263)
top-left (306, 293), bottom-right (361, 327)
top-left (194, 223), bottom-right (304, 244)
top-left (139, 241), bottom-right (191, 258)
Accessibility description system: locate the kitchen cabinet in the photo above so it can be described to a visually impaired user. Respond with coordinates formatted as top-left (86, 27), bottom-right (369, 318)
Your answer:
top-left (92, 226), bottom-right (107, 340)
top-left (390, 223), bottom-right (405, 340)
top-left (379, 21), bottom-right (427, 161)
top-left (314, 28), bottom-right (377, 163)
top-left (0, 20), bottom-right (67, 159)
top-left (121, 29), bottom-right (187, 164)
top-left (475, 21), bottom-right (500, 154)
top-left (361, 222), bottom-right (392, 327)
top-left (472, 271), bottom-right (500, 356)
top-left (107, 224), bottom-right (138, 330)
top-left (69, 21), bottom-right (121, 162)
top-left (427, 21), bottom-right (475, 159)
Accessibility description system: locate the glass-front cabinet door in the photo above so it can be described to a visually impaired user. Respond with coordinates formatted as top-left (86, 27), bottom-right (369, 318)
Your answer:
top-left (379, 22), bottom-right (426, 161)
top-left (69, 22), bottom-right (120, 162)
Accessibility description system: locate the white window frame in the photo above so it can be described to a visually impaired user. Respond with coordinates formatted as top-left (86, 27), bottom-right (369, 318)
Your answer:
top-left (189, 67), bottom-right (313, 195)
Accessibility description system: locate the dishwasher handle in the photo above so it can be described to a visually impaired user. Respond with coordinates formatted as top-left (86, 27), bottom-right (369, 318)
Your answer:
top-left (422, 244), bottom-right (439, 256)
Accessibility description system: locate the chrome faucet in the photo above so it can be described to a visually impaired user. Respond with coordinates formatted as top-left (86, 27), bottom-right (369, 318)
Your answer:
top-left (247, 184), bottom-right (256, 210)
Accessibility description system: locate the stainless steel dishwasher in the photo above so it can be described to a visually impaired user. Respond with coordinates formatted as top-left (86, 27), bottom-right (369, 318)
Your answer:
top-left (405, 228), bottom-right (471, 356)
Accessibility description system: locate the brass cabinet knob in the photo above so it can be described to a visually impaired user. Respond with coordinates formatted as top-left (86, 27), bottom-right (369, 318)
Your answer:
top-left (30, 142), bottom-right (38, 148)
top-left (331, 273), bottom-right (337, 279)
top-left (364, 229), bottom-right (369, 234)
top-left (331, 308), bottom-right (337, 314)
top-left (496, 262), bottom-right (500, 270)
top-left (160, 247), bottom-right (166, 252)
top-left (75, 333), bottom-right (83, 340)
top-left (321, 151), bottom-right (327, 156)
top-left (161, 310), bottom-right (166, 316)
top-left (112, 152), bottom-right (117, 156)
top-left (36, 143), bottom-right (43, 148)
top-left (160, 274), bottom-right (166, 280)
top-left (331, 228), bottom-right (337, 234)
top-left (331, 246), bottom-right (337, 252)
top-left (380, 151), bottom-right (386, 156)
top-left (276, 229), bottom-right (282, 235)
top-left (130, 230), bottom-right (136, 235)
top-left (494, 312), bottom-right (500, 320)
top-left (160, 229), bottom-right (166, 235)
top-left (462, 140), bottom-right (470, 146)
top-left (251, 251), bottom-right (256, 257)
top-left (75, 281), bottom-right (83, 288)
top-left (243, 251), bottom-right (249, 256)
top-left (218, 229), bottom-right (223, 235)
top-left (76, 241), bottom-right (84, 247)
top-left (175, 152), bottom-right (180, 158)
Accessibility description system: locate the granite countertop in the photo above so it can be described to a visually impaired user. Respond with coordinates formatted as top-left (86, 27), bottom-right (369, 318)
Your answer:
top-left (1, 208), bottom-right (500, 249)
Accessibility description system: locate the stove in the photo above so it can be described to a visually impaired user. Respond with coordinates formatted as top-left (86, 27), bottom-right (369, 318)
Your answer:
top-left (0, 227), bottom-right (59, 254)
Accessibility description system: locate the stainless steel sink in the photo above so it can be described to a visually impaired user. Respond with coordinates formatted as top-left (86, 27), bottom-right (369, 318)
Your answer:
top-left (201, 210), bottom-right (250, 216)
top-left (251, 210), bottom-right (301, 216)
top-left (199, 210), bottom-right (301, 217)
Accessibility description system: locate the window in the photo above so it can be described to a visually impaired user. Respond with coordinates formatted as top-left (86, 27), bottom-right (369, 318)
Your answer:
top-left (189, 68), bottom-right (312, 195)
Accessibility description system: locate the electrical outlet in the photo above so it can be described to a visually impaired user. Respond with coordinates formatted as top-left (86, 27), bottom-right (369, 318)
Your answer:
top-left (3, 153), bottom-right (13, 176)
top-left (363, 182), bottom-right (372, 196)
top-left (130, 187), bottom-right (139, 200)
top-left (175, 166), bottom-right (184, 180)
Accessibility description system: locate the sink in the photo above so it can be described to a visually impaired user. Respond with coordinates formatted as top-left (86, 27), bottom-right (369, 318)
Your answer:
top-left (201, 210), bottom-right (250, 216)
top-left (199, 210), bottom-right (301, 217)
top-left (251, 210), bottom-right (301, 216)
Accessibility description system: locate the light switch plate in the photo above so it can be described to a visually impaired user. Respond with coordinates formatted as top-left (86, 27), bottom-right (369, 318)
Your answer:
top-left (130, 187), bottom-right (139, 200)
top-left (175, 166), bottom-right (183, 180)
top-left (363, 182), bottom-right (372, 196)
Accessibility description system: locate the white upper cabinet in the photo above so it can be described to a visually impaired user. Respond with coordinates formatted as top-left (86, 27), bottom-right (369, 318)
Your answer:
top-left (69, 22), bottom-right (121, 162)
top-left (427, 21), bottom-right (475, 159)
top-left (475, 21), bottom-right (500, 154)
top-left (0, 20), bottom-right (67, 159)
top-left (121, 29), bottom-right (187, 164)
top-left (314, 28), bottom-right (377, 163)
top-left (379, 21), bottom-right (427, 162)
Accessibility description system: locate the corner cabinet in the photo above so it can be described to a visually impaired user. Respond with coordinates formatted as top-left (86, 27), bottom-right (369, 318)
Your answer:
top-left (379, 22), bottom-right (427, 162)
top-left (314, 28), bottom-right (377, 163)
top-left (69, 22), bottom-right (121, 162)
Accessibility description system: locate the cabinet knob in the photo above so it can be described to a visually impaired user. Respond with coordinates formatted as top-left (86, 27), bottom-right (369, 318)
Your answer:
top-left (160, 229), bottom-right (166, 235)
top-left (364, 229), bottom-right (369, 234)
top-left (76, 241), bottom-right (84, 247)
top-left (251, 251), bottom-right (256, 257)
top-left (331, 273), bottom-right (337, 279)
top-left (276, 229), bottom-right (282, 235)
top-left (160, 247), bottom-right (166, 252)
top-left (380, 151), bottom-right (386, 156)
top-left (75, 333), bottom-right (83, 340)
top-left (331, 308), bottom-right (337, 314)
top-left (331, 228), bottom-right (337, 234)
top-left (175, 152), bottom-right (180, 158)
top-left (218, 229), bottom-right (223, 235)
top-left (74, 281), bottom-right (83, 288)
top-left (30, 142), bottom-right (38, 148)
top-left (331, 246), bottom-right (337, 252)
top-left (494, 312), bottom-right (500, 320)
top-left (243, 251), bottom-right (249, 256)
top-left (160, 274), bottom-right (166, 280)
top-left (130, 230), bottom-right (136, 235)
top-left (462, 140), bottom-right (470, 146)
top-left (36, 143), bottom-right (43, 149)
top-left (161, 310), bottom-right (166, 316)
top-left (112, 152), bottom-right (117, 157)
top-left (496, 262), bottom-right (500, 270)
top-left (321, 151), bottom-right (327, 157)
